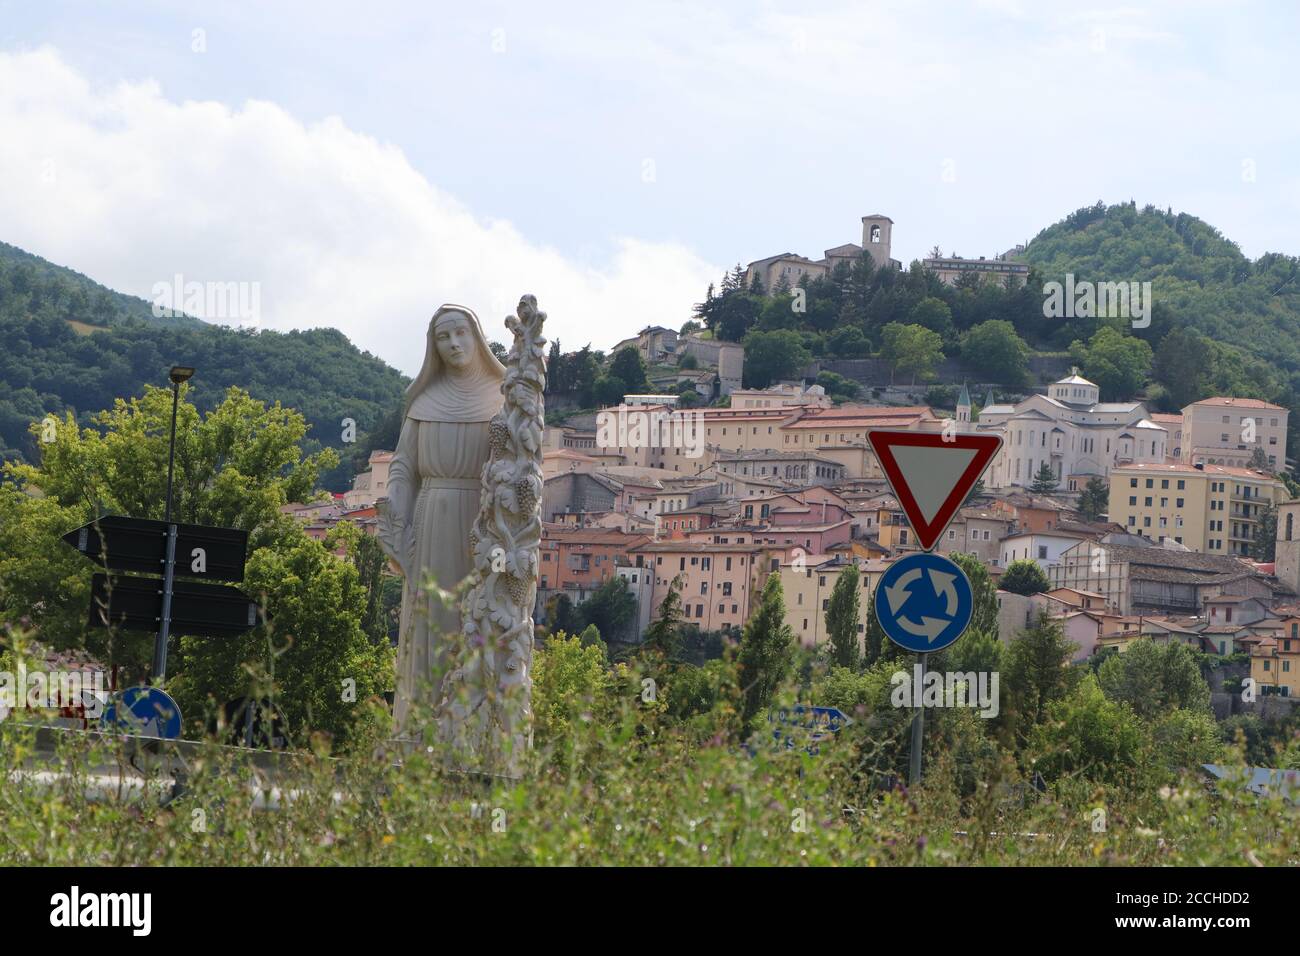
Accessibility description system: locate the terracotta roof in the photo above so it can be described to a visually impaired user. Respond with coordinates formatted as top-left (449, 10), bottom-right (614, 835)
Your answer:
top-left (1113, 461), bottom-right (1280, 480)
top-left (1190, 397), bottom-right (1285, 410)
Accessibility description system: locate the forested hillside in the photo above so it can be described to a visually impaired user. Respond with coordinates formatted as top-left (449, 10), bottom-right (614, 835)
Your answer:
top-left (0, 245), bottom-right (407, 489)
top-left (1025, 202), bottom-right (1300, 370)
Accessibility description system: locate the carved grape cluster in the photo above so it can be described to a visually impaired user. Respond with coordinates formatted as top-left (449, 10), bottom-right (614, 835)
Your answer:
top-left (489, 417), bottom-right (511, 457)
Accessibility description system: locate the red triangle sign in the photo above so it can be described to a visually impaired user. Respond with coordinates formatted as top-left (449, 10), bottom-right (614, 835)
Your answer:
top-left (867, 430), bottom-right (1002, 552)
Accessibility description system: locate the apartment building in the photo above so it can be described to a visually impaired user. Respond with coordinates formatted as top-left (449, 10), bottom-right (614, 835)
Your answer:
top-left (538, 527), bottom-right (651, 592)
top-left (774, 557), bottom-right (889, 648)
top-left (632, 541), bottom-right (759, 632)
top-left (1182, 397), bottom-right (1288, 470)
top-left (1250, 615), bottom-right (1300, 696)
top-left (1108, 461), bottom-right (1287, 555)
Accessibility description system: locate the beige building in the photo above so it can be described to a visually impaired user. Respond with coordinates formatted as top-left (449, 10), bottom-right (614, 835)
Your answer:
top-left (1048, 539), bottom-right (1277, 616)
top-left (744, 214), bottom-right (901, 297)
top-left (1109, 461), bottom-right (1288, 556)
top-left (1180, 396), bottom-right (1288, 471)
top-left (776, 557), bottom-right (889, 648)
top-left (343, 450), bottom-right (394, 509)
top-left (921, 253), bottom-right (1029, 287)
top-left (743, 253), bottom-right (828, 293)
top-left (730, 383), bottom-right (831, 410)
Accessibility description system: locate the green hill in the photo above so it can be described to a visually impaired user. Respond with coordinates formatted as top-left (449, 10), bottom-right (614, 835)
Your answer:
top-left (1023, 201), bottom-right (1300, 375)
top-left (0, 244), bottom-right (407, 489)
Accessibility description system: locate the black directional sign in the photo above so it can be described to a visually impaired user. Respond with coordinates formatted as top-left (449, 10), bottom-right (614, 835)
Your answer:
top-left (89, 573), bottom-right (261, 638)
top-left (63, 515), bottom-right (248, 581)
top-left (65, 514), bottom-right (262, 682)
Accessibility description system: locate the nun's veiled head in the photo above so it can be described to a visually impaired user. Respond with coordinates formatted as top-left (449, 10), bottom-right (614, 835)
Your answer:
top-left (434, 308), bottom-right (477, 371)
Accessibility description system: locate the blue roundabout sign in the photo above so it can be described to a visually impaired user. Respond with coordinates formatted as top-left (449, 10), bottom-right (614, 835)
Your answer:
top-left (874, 551), bottom-right (973, 653)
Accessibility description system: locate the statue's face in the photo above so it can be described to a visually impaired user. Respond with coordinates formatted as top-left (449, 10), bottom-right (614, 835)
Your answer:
top-left (435, 314), bottom-right (475, 369)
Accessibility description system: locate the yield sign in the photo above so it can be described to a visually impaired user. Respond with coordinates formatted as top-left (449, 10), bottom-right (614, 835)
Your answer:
top-left (867, 430), bottom-right (1002, 552)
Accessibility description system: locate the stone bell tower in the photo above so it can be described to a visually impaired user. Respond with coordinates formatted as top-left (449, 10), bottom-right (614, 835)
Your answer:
top-left (861, 214), bottom-right (894, 271)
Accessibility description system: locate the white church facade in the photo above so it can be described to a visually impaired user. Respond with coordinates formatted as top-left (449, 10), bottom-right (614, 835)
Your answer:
top-left (972, 371), bottom-right (1168, 492)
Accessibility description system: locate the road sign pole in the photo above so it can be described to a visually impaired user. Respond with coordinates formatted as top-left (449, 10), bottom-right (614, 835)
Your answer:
top-left (909, 651), bottom-right (927, 786)
top-left (153, 523), bottom-right (178, 681)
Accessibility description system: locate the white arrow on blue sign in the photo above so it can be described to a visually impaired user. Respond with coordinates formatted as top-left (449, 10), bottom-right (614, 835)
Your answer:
top-left (874, 551), bottom-right (973, 653)
top-left (768, 704), bottom-right (853, 755)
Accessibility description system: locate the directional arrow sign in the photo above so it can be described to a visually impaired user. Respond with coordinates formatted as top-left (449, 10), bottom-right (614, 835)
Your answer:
top-left (89, 573), bottom-right (261, 639)
top-left (874, 551), bottom-right (973, 653)
top-left (867, 430), bottom-right (1001, 552)
top-left (63, 516), bottom-right (248, 582)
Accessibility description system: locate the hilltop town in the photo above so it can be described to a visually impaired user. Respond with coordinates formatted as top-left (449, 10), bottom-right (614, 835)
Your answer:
top-left (321, 346), bottom-right (1298, 712)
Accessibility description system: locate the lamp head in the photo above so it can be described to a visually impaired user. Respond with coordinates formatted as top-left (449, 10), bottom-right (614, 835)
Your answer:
top-left (169, 366), bottom-right (195, 385)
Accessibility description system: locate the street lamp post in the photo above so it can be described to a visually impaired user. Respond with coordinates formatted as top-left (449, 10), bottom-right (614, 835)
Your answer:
top-left (154, 365), bottom-right (194, 681)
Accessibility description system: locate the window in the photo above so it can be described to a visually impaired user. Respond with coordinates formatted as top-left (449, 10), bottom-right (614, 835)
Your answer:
top-left (700, 582), bottom-right (707, 595)
top-left (1037, 545), bottom-right (1048, 559)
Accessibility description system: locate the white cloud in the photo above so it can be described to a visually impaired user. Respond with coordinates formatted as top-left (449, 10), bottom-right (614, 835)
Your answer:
top-left (0, 47), bottom-right (720, 374)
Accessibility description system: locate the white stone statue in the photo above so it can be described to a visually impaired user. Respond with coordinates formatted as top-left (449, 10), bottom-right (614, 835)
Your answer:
top-left (379, 296), bottom-right (546, 777)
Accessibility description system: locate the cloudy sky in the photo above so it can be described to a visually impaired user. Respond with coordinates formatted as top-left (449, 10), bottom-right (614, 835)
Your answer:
top-left (1, 1), bottom-right (1296, 374)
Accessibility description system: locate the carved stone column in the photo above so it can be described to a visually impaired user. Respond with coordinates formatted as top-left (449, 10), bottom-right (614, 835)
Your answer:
top-left (437, 295), bottom-right (546, 777)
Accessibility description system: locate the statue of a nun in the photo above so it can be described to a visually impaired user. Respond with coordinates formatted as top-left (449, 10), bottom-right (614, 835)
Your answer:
top-left (379, 305), bottom-right (506, 732)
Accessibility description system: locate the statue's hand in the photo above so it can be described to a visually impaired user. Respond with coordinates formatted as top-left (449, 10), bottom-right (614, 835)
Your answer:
top-left (377, 501), bottom-right (415, 580)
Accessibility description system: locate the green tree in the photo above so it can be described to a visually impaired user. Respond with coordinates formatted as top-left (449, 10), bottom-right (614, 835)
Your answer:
top-left (1030, 673), bottom-right (1147, 785)
top-left (1078, 477), bottom-right (1108, 521)
top-left (609, 346), bottom-right (650, 393)
top-left (643, 575), bottom-right (684, 658)
top-left (1030, 462), bottom-right (1059, 494)
top-left (1152, 327), bottom-right (1209, 410)
top-left (959, 320), bottom-right (1029, 386)
top-left (863, 588), bottom-right (887, 667)
top-left (1004, 611), bottom-right (1079, 732)
top-left (1080, 326), bottom-right (1153, 401)
top-left (741, 329), bottom-right (812, 389)
top-left (577, 623), bottom-right (609, 660)
top-left (1096, 639), bottom-right (1211, 718)
top-left (1000, 558), bottom-right (1051, 595)
top-left (908, 296), bottom-right (955, 339)
top-left (815, 370), bottom-right (860, 402)
top-left (949, 552), bottom-right (999, 636)
top-left (880, 322), bottom-right (944, 384)
top-left (826, 325), bottom-right (871, 358)
top-left (577, 576), bottom-right (637, 644)
top-left (531, 632), bottom-right (619, 759)
top-left (737, 573), bottom-right (795, 733)
top-left (326, 522), bottom-right (390, 646)
top-left (1250, 502), bottom-right (1278, 561)
top-left (591, 374), bottom-right (627, 407)
top-left (824, 565), bottom-right (862, 670)
top-left (170, 526), bottom-right (393, 749)
top-left (3, 386), bottom-right (337, 677)
top-left (1151, 708), bottom-right (1223, 776)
